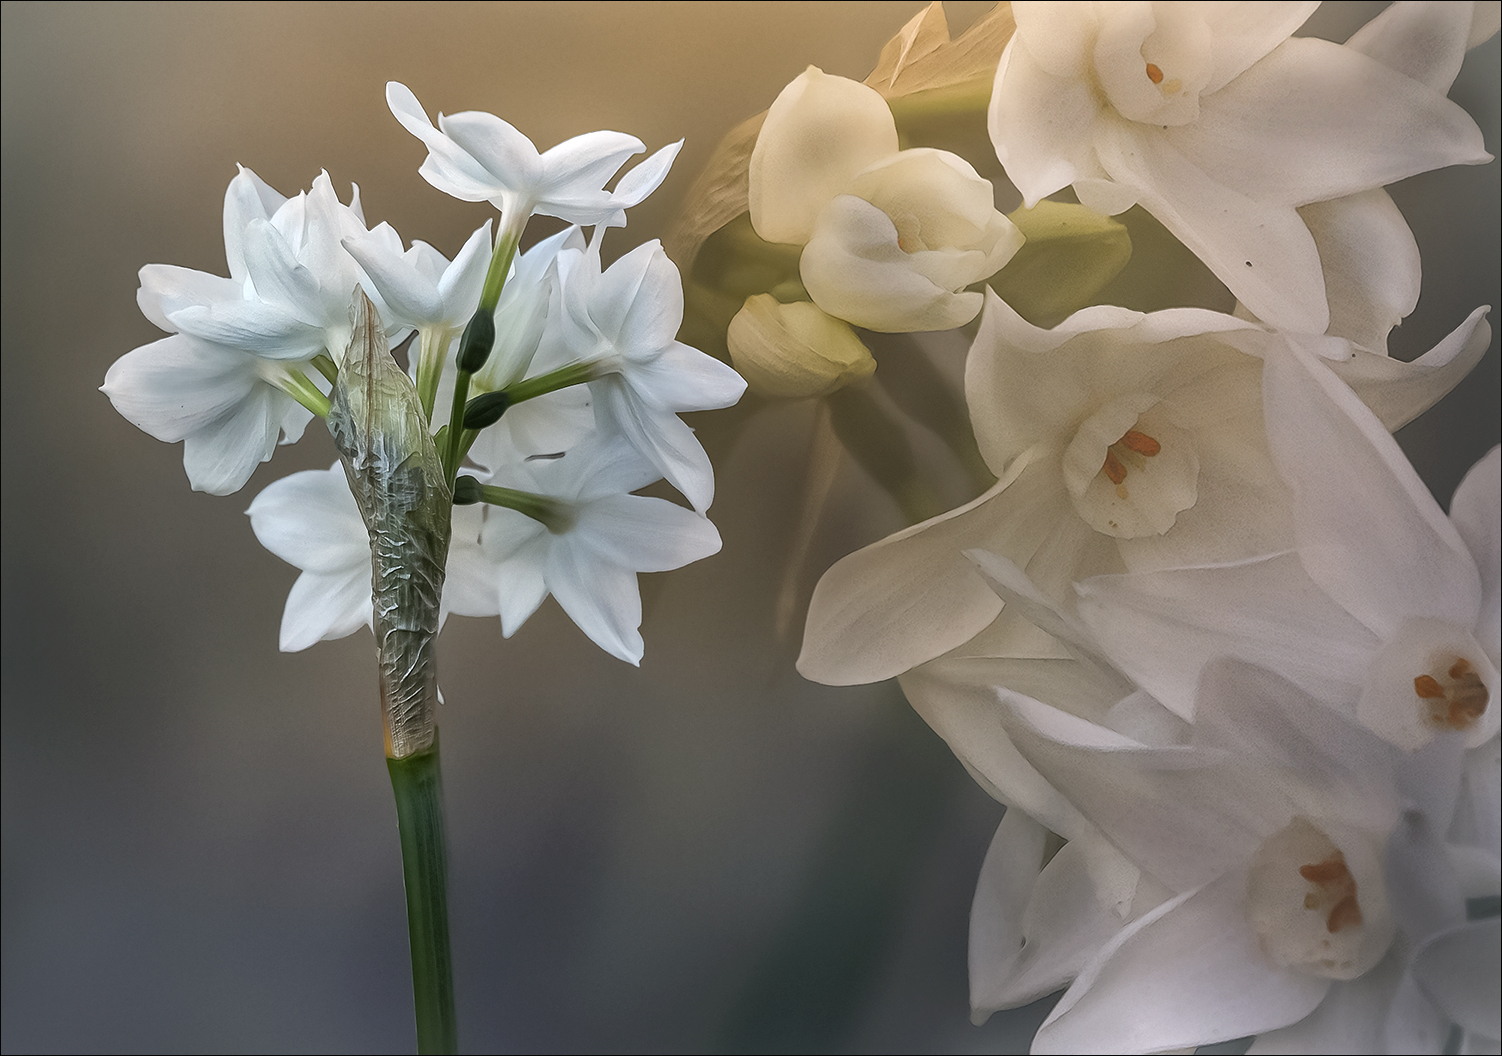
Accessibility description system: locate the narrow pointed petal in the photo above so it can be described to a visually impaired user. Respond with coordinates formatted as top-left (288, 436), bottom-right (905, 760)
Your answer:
top-left (1097, 121), bottom-right (1329, 334)
top-left (1263, 341), bottom-right (1482, 638)
top-left (102, 334), bottom-right (259, 443)
top-left (1034, 875), bottom-right (1331, 1055)
top-left (599, 383), bottom-right (715, 513)
top-left (1174, 39), bottom-right (1489, 205)
top-left (1300, 190), bottom-right (1419, 356)
top-left (136, 265), bottom-right (243, 333)
top-left (609, 140), bottom-right (682, 207)
top-left (1450, 446), bottom-right (1501, 660)
top-left (342, 232), bottom-right (444, 325)
top-left (169, 301), bottom-right (327, 360)
top-left (387, 83), bottom-right (504, 202)
top-left (223, 165), bottom-right (287, 283)
top-left (1346, 0), bottom-right (1474, 92)
top-left (625, 342), bottom-right (746, 412)
top-left (582, 495), bottom-right (721, 572)
top-left (279, 569), bottom-right (372, 652)
top-left (969, 809), bottom-right (1049, 1019)
top-left (1078, 553), bottom-right (1380, 720)
top-left (549, 548), bottom-right (643, 665)
top-left (1331, 307), bottom-right (1491, 430)
top-left (246, 466), bottom-right (369, 574)
top-left (181, 384), bottom-right (285, 495)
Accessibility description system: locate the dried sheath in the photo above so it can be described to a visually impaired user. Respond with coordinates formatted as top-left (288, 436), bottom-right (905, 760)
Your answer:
top-left (328, 289), bottom-right (452, 759)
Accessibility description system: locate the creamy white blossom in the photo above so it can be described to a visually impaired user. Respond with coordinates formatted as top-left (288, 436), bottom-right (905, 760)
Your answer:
top-left (750, 66), bottom-right (1022, 331)
top-left (988, 1), bottom-right (1490, 334)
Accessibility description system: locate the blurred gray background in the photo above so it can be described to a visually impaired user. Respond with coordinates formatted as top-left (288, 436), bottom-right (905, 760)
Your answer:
top-left (3, 3), bottom-right (1497, 1053)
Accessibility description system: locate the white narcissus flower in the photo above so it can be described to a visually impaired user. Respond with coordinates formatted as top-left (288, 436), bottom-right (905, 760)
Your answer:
top-left (457, 437), bottom-right (723, 665)
top-left (750, 66), bottom-right (1023, 332)
top-left (797, 291), bottom-right (1492, 687)
top-left (103, 166), bottom-right (403, 495)
top-left (247, 464), bottom-right (486, 652)
top-left (548, 237), bottom-right (746, 514)
top-left (996, 658), bottom-right (1483, 1054)
top-left (988, 1), bottom-right (1490, 335)
top-left (1076, 342), bottom-right (1499, 749)
top-left (386, 81), bottom-right (681, 238)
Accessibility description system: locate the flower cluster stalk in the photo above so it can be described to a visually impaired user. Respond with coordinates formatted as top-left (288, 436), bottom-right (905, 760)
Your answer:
top-left (328, 288), bottom-right (456, 1050)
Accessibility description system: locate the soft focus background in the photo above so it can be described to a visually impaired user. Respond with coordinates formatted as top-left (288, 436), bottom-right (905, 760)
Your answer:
top-left (3, 3), bottom-right (1497, 1053)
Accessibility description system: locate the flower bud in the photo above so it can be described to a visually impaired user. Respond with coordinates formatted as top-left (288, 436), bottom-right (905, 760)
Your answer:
top-left (727, 294), bottom-right (876, 400)
top-left (455, 305), bottom-right (496, 374)
top-left (463, 390), bottom-right (512, 430)
top-left (800, 149), bottom-right (1023, 332)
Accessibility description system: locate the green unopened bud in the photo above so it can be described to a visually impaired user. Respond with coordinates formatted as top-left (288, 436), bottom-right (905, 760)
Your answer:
top-left (727, 294), bottom-right (876, 400)
top-left (452, 475), bottom-right (483, 505)
top-left (988, 200), bottom-right (1132, 327)
top-left (463, 390), bottom-right (512, 430)
top-left (455, 307), bottom-right (496, 374)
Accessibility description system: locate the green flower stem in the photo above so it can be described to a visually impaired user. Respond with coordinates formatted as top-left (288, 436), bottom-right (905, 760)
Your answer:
top-left (414, 329), bottom-right (453, 423)
top-left (311, 354), bottom-right (340, 384)
top-left (281, 368), bottom-right (331, 418)
top-left (477, 482), bottom-right (572, 532)
top-left (387, 744), bottom-right (458, 1056)
top-left (443, 370), bottom-right (472, 486)
top-left (477, 226), bottom-right (521, 315)
top-left (502, 361), bottom-right (600, 406)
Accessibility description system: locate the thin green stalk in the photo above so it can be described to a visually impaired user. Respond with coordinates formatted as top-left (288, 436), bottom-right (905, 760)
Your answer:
top-left (281, 368), bottom-right (331, 418)
top-left (388, 744), bottom-right (457, 1056)
top-left (502, 360), bottom-right (600, 405)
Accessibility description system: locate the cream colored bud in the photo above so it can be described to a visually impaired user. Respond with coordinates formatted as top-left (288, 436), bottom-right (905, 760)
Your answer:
top-left (801, 148), bottom-right (1023, 332)
top-left (749, 67), bottom-right (899, 246)
top-left (727, 294), bottom-right (876, 399)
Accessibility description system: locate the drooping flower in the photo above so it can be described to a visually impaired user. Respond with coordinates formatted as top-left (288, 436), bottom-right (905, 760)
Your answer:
top-left (988, 1), bottom-right (1490, 334)
top-left (386, 81), bottom-right (681, 238)
top-left (749, 66), bottom-right (1023, 332)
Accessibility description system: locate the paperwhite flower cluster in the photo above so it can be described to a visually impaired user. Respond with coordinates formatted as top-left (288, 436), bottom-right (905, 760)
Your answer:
top-left (799, 3), bottom-right (1499, 1052)
top-left (104, 83), bottom-right (744, 665)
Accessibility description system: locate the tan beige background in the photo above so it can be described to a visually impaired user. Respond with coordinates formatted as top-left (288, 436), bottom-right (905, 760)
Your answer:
top-left (3, 3), bottom-right (1497, 1052)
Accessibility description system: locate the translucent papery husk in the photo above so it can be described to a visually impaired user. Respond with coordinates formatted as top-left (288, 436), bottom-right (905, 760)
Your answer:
top-left (328, 288), bottom-right (453, 759)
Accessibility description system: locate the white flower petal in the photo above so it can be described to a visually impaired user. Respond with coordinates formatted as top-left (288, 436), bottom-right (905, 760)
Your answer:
top-left (223, 165), bottom-right (288, 283)
top-left (168, 301), bottom-right (327, 360)
top-left (548, 547), bottom-right (643, 665)
top-left (579, 494), bottom-right (721, 573)
top-left (1078, 553), bottom-right (1381, 720)
top-left (180, 384), bottom-right (288, 495)
top-left (989, 38), bottom-right (1105, 207)
top-left (1034, 874), bottom-right (1330, 1055)
top-left (246, 465), bottom-right (368, 574)
top-left (136, 265), bottom-right (243, 333)
top-left (623, 342), bottom-right (746, 413)
top-left (1346, 0), bottom-right (1474, 92)
top-left (1299, 189), bottom-right (1420, 355)
top-left (1450, 446), bottom-right (1502, 662)
top-left (1332, 307), bottom-right (1492, 431)
top-left (1263, 341), bottom-right (1483, 639)
top-left (102, 334), bottom-right (260, 443)
top-left (1174, 38), bottom-right (1489, 206)
top-left (279, 569), bottom-right (371, 652)
top-left (1096, 119), bottom-right (1329, 334)
top-left (342, 231), bottom-right (444, 326)
top-left (968, 809), bottom-right (1049, 1019)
